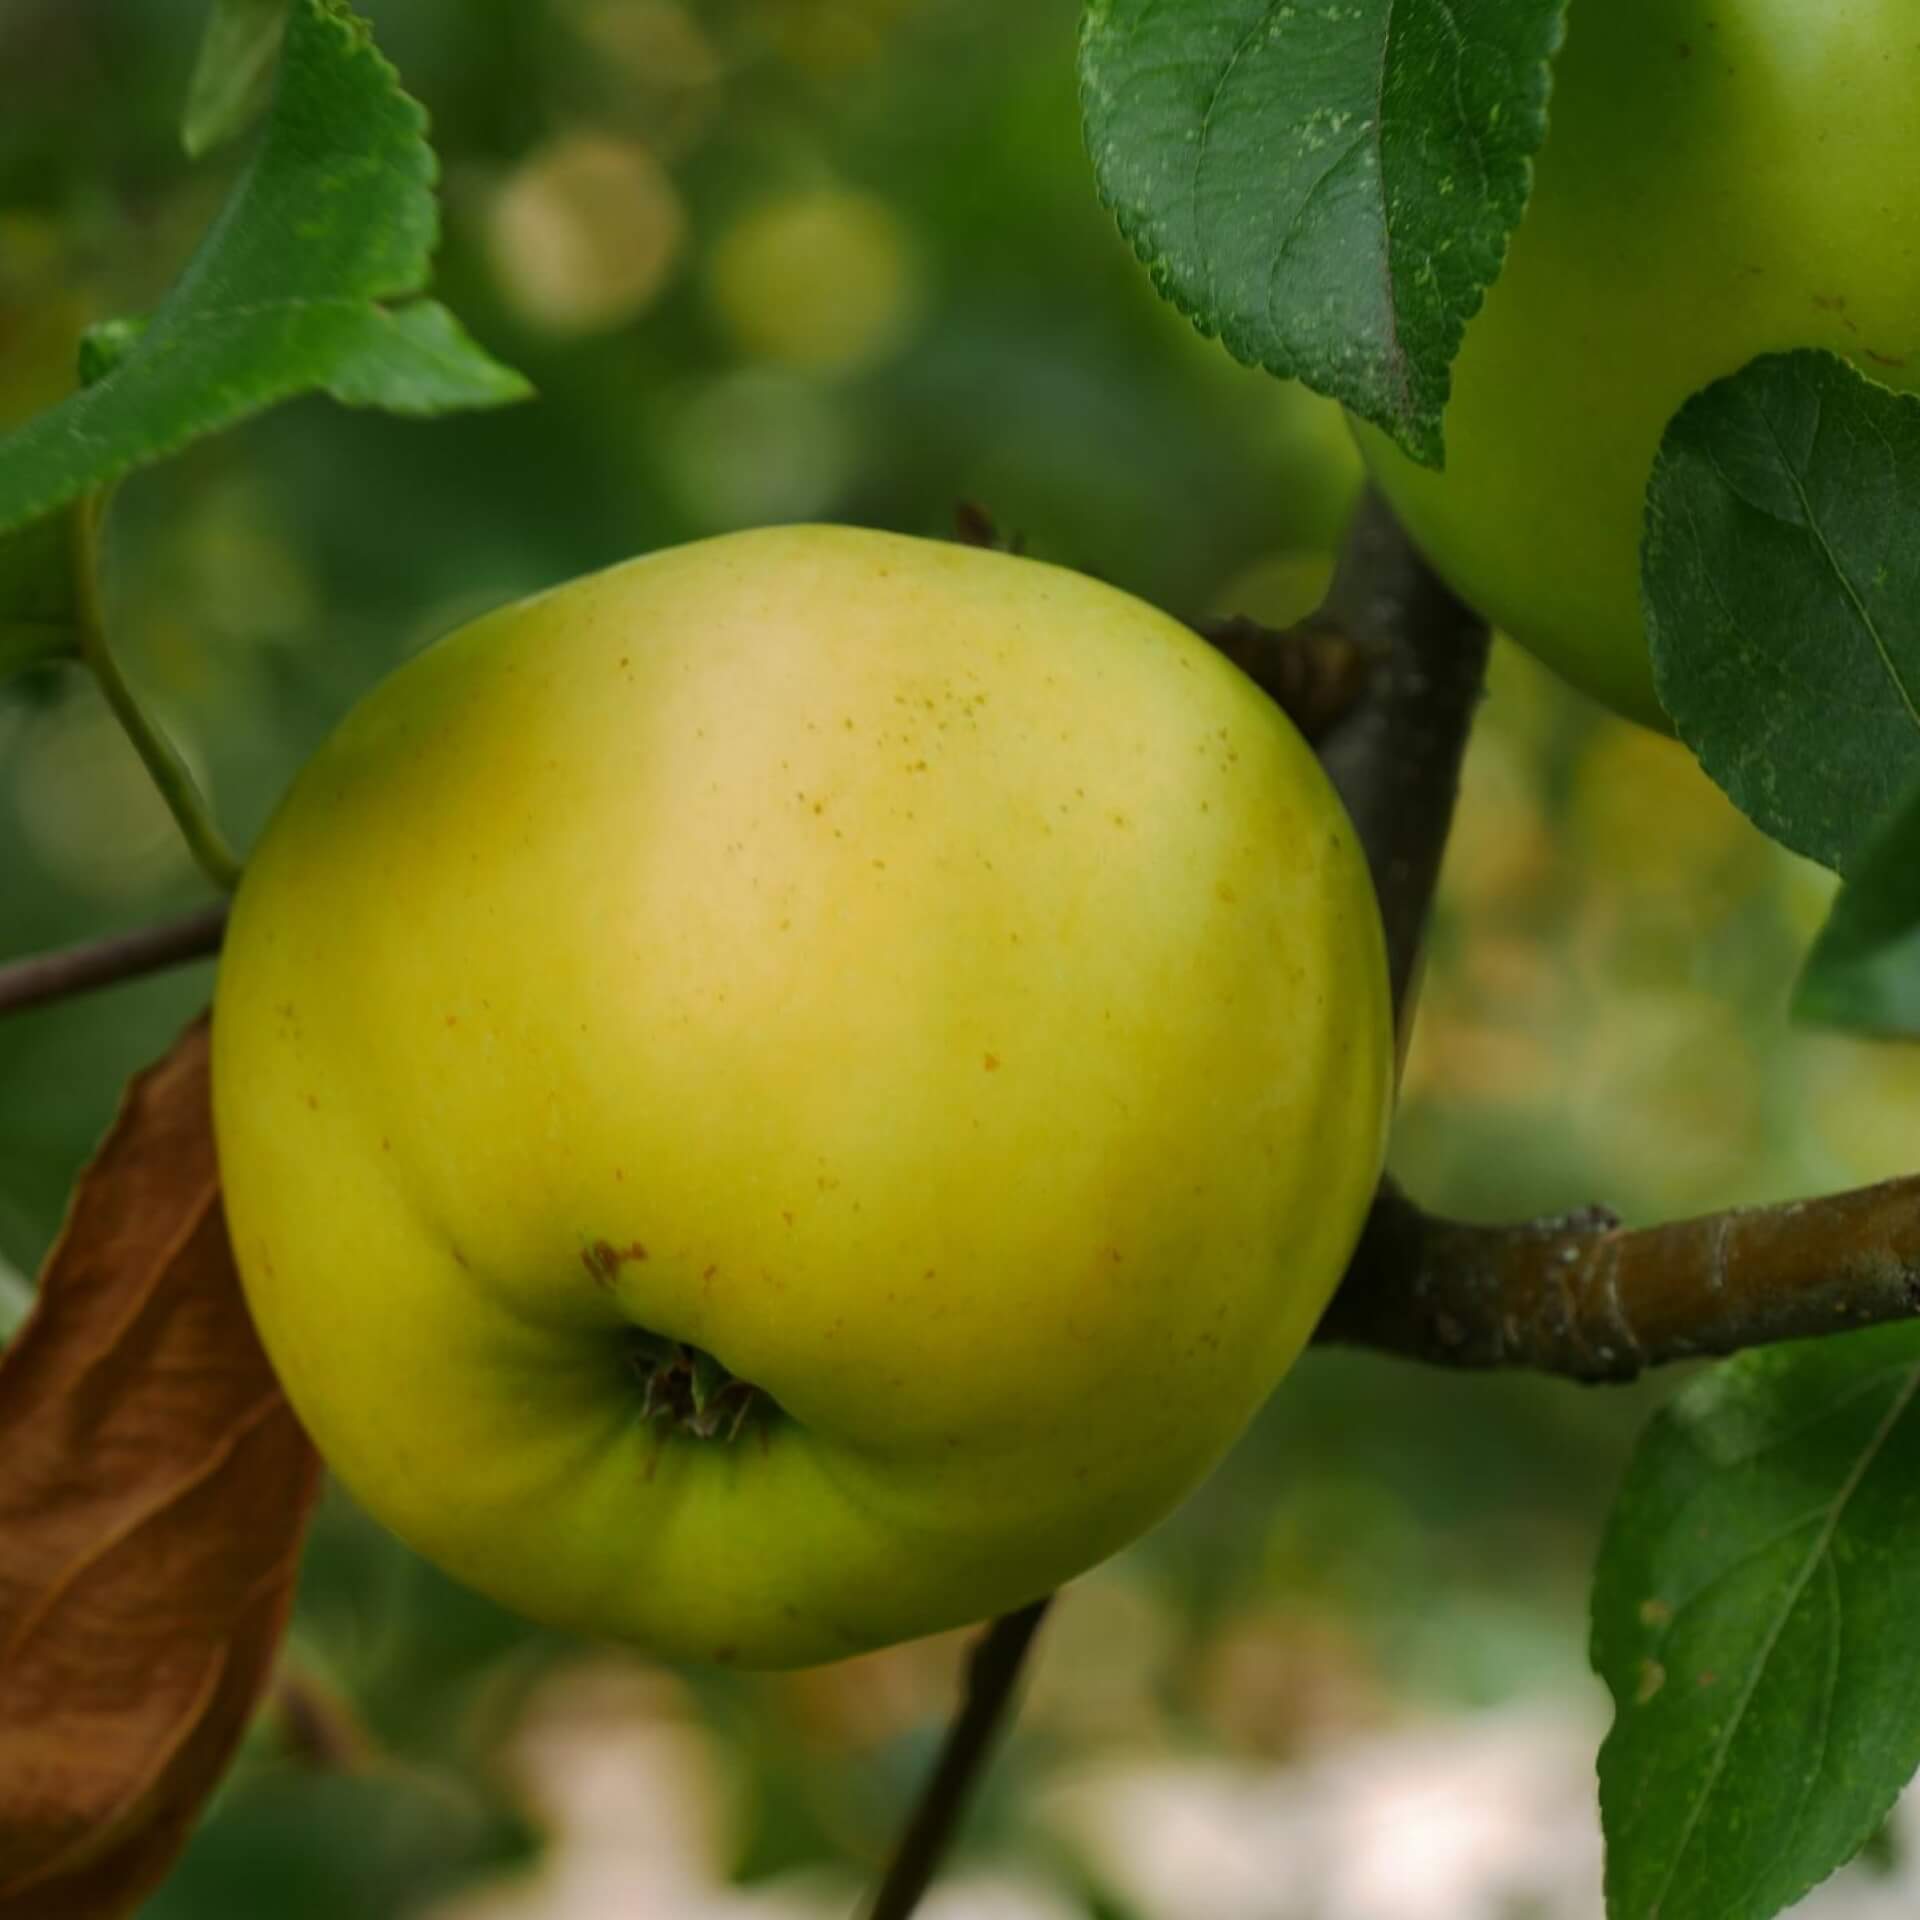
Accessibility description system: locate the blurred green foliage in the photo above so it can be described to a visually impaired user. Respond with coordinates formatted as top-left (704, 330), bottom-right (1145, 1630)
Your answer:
top-left (2, 2), bottom-right (1913, 1915)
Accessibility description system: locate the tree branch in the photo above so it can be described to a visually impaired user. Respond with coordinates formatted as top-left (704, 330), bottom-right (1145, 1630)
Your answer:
top-left (1293, 499), bottom-right (1920, 1378)
top-left (863, 1599), bottom-right (1051, 1920)
top-left (1316, 489), bottom-right (1491, 1036)
top-left (0, 907), bottom-right (229, 1018)
top-left (1318, 1176), bottom-right (1920, 1381)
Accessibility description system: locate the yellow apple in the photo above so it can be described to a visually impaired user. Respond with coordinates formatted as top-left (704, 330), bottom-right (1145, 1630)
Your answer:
top-left (1354, 0), bottom-right (1920, 727)
top-left (212, 525), bottom-right (1392, 1668)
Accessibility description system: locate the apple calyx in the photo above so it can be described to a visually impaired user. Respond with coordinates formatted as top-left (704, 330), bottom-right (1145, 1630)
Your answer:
top-left (626, 1329), bottom-right (765, 1442)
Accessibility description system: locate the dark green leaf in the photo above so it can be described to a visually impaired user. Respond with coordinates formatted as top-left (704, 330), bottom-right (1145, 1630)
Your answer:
top-left (1795, 779), bottom-right (1920, 1038)
top-left (1079, 0), bottom-right (1564, 464)
top-left (0, 0), bottom-right (529, 542)
top-left (1647, 351), bottom-right (1920, 873)
top-left (184, 0), bottom-right (291, 158)
top-left (0, 509), bottom-right (78, 678)
top-left (1593, 1324), bottom-right (1920, 1920)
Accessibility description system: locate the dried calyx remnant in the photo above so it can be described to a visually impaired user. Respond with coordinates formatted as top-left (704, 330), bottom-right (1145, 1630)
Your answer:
top-left (583, 1238), bottom-right (768, 1440)
top-left (626, 1330), bottom-right (765, 1442)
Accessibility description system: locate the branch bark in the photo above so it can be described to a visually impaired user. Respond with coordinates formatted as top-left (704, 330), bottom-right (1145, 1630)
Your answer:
top-left (1318, 1176), bottom-right (1920, 1380)
top-left (0, 907), bottom-right (228, 1018)
top-left (1317, 488), bottom-right (1491, 1036)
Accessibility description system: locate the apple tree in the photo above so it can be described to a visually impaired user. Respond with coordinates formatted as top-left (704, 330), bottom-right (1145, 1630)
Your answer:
top-left (5, 2), bottom-right (1920, 1918)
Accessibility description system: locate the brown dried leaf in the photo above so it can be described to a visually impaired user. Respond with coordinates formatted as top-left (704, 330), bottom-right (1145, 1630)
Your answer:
top-left (0, 1016), bottom-right (322, 1919)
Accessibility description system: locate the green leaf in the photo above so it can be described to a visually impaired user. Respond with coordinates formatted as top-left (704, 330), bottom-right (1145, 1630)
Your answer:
top-left (1646, 351), bottom-right (1920, 874)
top-left (0, 508), bottom-right (80, 678)
top-left (1795, 779), bottom-right (1920, 1038)
top-left (1079, 0), bottom-right (1564, 465)
top-left (183, 0), bottom-right (291, 158)
top-left (0, 0), bottom-right (530, 542)
top-left (1593, 1324), bottom-right (1920, 1920)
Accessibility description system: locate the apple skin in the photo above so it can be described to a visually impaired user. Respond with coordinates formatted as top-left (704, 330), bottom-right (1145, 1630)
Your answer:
top-left (212, 526), bottom-right (1392, 1668)
top-left (1354, 0), bottom-right (1920, 728)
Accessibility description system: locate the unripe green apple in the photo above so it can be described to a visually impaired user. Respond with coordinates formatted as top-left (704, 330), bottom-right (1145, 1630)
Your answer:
top-left (212, 526), bottom-right (1392, 1668)
top-left (1354, 0), bottom-right (1920, 727)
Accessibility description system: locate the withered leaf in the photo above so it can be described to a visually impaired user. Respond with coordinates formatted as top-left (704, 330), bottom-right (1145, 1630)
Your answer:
top-left (0, 1016), bottom-right (322, 1919)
